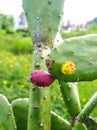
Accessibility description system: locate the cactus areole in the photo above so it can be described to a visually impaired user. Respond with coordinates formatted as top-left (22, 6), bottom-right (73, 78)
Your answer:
top-left (30, 70), bottom-right (55, 87)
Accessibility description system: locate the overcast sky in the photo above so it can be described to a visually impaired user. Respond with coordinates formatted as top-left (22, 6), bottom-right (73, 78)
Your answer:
top-left (64, 0), bottom-right (97, 24)
top-left (0, 0), bottom-right (97, 24)
top-left (0, 0), bottom-right (23, 17)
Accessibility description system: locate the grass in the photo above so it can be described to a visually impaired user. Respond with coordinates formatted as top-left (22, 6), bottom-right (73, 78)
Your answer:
top-left (0, 33), bottom-right (33, 54)
top-left (0, 33), bottom-right (32, 101)
top-left (0, 50), bottom-right (32, 101)
top-left (0, 32), bottom-right (97, 121)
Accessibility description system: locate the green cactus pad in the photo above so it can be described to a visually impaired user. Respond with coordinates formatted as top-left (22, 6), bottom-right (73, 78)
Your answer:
top-left (59, 82), bottom-right (81, 118)
top-left (77, 92), bottom-right (97, 122)
top-left (72, 121), bottom-right (87, 130)
top-left (12, 98), bottom-right (29, 130)
top-left (50, 34), bottom-right (97, 82)
top-left (0, 94), bottom-right (17, 130)
top-left (51, 111), bottom-right (71, 130)
top-left (22, 0), bottom-right (65, 42)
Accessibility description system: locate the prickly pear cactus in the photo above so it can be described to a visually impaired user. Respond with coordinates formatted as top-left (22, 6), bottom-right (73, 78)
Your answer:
top-left (0, 94), bottom-right (17, 130)
top-left (50, 34), bottom-right (97, 82)
top-left (22, 0), bottom-right (65, 43)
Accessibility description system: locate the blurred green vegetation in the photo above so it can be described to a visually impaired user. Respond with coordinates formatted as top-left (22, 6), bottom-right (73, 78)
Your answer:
top-left (0, 33), bottom-right (32, 54)
top-left (0, 13), bottom-right (14, 32)
top-left (0, 25), bottom-right (97, 121)
top-left (61, 25), bottom-right (97, 39)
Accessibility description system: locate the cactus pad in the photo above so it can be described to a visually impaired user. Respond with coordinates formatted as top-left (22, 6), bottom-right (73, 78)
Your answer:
top-left (72, 121), bottom-right (87, 130)
top-left (60, 82), bottom-right (81, 118)
top-left (0, 94), bottom-right (17, 130)
top-left (22, 0), bottom-right (65, 42)
top-left (77, 92), bottom-right (97, 122)
top-left (12, 98), bottom-right (29, 130)
top-left (50, 34), bottom-right (97, 82)
top-left (51, 111), bottom-right (71, 130)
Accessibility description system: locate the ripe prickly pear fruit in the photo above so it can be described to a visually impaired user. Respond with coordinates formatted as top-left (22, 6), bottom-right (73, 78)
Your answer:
top-left (30, 70), bottom-right (55, 87)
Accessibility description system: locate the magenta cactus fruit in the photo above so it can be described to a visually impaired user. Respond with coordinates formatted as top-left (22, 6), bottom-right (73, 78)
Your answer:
top-left (30, 70), bottom-right (55, 87)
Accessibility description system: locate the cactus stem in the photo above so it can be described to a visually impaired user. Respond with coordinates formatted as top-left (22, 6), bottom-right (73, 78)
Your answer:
top-left (51, 111), bottom-right (71, 130)
top-left (27, 15), bottom-right (51, 130)
top-left (22, 1), bottom-right (65, 129)
top-left (59, 81), bottom-right (81, 118)
top-left (0, 94), bottom-right (17, 130)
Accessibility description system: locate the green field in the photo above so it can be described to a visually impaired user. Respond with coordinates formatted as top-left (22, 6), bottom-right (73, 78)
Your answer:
top-left (0, 32), bottom-right (97, 122)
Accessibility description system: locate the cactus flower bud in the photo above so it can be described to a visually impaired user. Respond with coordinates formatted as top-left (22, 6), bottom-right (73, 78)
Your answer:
top-left (30, 70), bottom-right (55, 87)
top-left (61, 61), bottom-right (75, 75)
